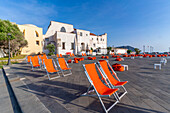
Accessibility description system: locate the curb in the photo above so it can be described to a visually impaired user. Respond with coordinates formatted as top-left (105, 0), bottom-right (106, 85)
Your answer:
top-left (3, 65), bottom-right (51, 113)
top-left (2, 67), bottom-right (23, 113)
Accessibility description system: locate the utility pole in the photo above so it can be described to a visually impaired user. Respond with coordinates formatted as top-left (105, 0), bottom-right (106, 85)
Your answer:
top-left (150, 46), bottom-right (152, 53)
top-left (7, 33), bottom-right (11, 65)
top-left (143, 45), bottom-right (145, 53)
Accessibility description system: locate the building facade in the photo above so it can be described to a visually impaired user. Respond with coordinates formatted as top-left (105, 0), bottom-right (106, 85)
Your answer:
top-left (17, 24), bottom-right (43, 55)
top-left (111, 48), bottom-right (128, 54)
top-left (44, 21), bottom-right (107, 55)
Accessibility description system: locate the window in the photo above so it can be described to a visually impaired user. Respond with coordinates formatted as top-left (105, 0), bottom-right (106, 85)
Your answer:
top-left (86, 34), bottom-right (88, 36)
top-left (101, 38), bottom-right (102, 41)
top-left (97, 38), bottom-right (98, 41)
top-left (92, 38), bottom-right (93, 40)
top-left (62, 42), bottom-right (65, 49)
top-left (60, 27), bottom-right (66, 32)
top-left (103, 39), bottom-right (104, 41)
top-left (93, 43), bottom-right (95, 47)
top-left (35, 31), bottom-right (39, 37)
top-left (45, 38), bottom-right (49, 42)
top-left (80, 32), bottom-right (82, 36)
top-left (36, 41), bottom-right (39, 45)
top-left (71, 43), bottom-right (74, 49)
top-left (81, 43), bottom-right (85, 51)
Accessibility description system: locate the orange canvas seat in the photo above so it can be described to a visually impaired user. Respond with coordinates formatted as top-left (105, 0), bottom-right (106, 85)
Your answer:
top-left (105, 56), bottom-right (109, 59)
top-left (78, 58), bottom-right (82, 61)
top-left (74, 60), bottom-right (78, 63)
top-left (38, 55), bottom-right (42, 58)
top-left (112, 63), bottom-right (121, 68)
top-left (115, 81), bottom-right (128, 86)
top-left (57, 58), bottom-right (72, 76)
top-left (88, 57), bottom-right (95, 60)
top-left (88, 57), bottom-right (91, 60)
top-left (74, 58), bottom-right (78, 60)
top-left (67, 59), bottom-right (72, 63)
top-left (149, 55), bottom-right (152, 58)
top-left (98, 60), bottom-right (128, 100)
top-left (157, 55), bottom-right (161, 57)
top-left (44, 59), bottom-right (60, 80)
top-left (115, 58), bottom-right (122, 61)
top-left (71, 53), bottom-right (75, 57)
top-left (30, 56), bottom-right (41, 71)
top-left (56, 54), bottom-right (59, 57)
top-left (31, 56), bottom-right (40, 67)
top-left (82, 63), bottom-right (119, 112)
top-left (44, 59), bottom-right (58, 73)
top-left (26, 55), bottom-right (32, 64)
top-left (114, 66), bottom-right (124, 71)
top-left (152, 55), bottom-right (156, 57)
top-left (101, 56), bottom-right (105, 59)
top-left (40, 54), bottom-right (48, 65)
top-left (112, 55), bottom-right (116, 57)
top-left (123, 55), bottom-right (128, 57)
top-left (74, 57), bottom-right (83, 61)
top-left (80, 57), bottom-right (84, 60)
top-left (60, 54), bottom-right (63, 57)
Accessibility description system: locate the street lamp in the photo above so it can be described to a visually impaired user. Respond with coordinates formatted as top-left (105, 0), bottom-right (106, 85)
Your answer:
top-left (7, 33), bottom-right (11, 65)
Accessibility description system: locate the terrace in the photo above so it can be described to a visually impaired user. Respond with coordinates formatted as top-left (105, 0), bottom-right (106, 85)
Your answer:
top-left (1, 56), bottom-right (170, 113)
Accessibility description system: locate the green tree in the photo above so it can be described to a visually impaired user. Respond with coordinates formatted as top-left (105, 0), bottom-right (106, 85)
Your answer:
top-left (107, 46), bottom-right (112, 54)
top-left (46, 44), bottom-right (55, 55)
top-left (134, 48), bottom-right (141, 54)
top-left (90, 47), bottom-right (93, 52)
top-left (0, 19), bottom-right (27, 57)
top-left (127, 50), bottom-right (132, 54)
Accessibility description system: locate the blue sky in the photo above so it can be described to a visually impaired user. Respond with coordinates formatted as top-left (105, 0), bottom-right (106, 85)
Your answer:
top-left (0, 0), bottom-right (170, 52)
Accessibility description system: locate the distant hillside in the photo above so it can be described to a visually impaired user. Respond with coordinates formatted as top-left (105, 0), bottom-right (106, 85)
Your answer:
top-left (116, 46), bottom-right (136, 52)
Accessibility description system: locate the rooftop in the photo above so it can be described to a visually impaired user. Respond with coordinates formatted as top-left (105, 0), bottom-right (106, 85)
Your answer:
top-left (90, 33), bottom-right (97, 36)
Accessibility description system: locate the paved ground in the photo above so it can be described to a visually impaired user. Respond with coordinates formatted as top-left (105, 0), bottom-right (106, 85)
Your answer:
top-left (3, 56), bottom-right (170, 113)
top-left (0, 69), bottom-right (13, 113)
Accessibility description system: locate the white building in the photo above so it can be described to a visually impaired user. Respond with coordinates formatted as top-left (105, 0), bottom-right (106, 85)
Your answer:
top-left (43, 21), bottom-right (107, 55)
top-left (111, 48), bottom-right (128, 54)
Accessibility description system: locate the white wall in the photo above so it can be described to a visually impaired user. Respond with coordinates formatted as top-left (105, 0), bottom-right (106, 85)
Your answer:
top-left (115, 49), bottom-right (127, 54)
top-left (44, 21), bottom-right (108, 55)
top-left (76, 29), bottom-right (90, 52)
top-left (45, 21), bottom-right (74, 38)
top-left (56, 32), bottom-right (76, 55)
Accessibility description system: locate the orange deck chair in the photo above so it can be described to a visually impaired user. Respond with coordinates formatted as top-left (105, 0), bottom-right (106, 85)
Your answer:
top-left (60, 54), bottom-right (63, 57)
top-left (44, 59), bottom-right (60, 80)
top-left (30, 56), bottom-right (41, 71)
top-left (40, 54), bottom-right (48, 68)
top-left (26, 55), bottom-right (32, 64)
top-left (71, 53), bottom-right (75, 57)
top-left (82, 63), bottom-right (119, 113)
top-left (97, 60), bottom-right (128, 100)
top-left (56, 58), bottom-right (72, 76)
top-left (56, 54), bottom-right (60, 58)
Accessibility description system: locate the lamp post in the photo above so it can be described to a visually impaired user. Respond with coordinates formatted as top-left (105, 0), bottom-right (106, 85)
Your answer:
top-left (7, 33), bottom-right (11, 65)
